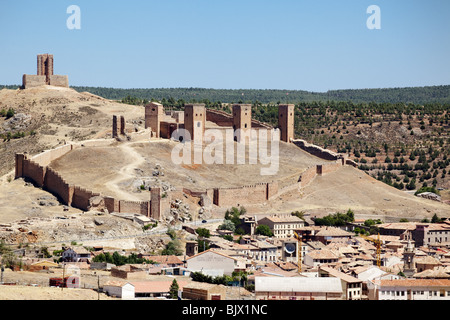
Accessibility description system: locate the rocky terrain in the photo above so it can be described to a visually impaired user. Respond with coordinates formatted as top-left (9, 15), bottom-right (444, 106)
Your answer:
top-left (0, 85), bottom-right (449, 252)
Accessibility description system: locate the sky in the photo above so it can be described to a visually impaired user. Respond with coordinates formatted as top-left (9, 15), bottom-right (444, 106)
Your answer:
top-left (0, 0), bottom-right (449, 92)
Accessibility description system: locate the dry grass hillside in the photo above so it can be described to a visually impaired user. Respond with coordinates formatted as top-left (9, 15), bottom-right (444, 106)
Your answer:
top-left (0, 85), bottom-right (145, 177)
top-left (0, 85), bottom-right (449, 250)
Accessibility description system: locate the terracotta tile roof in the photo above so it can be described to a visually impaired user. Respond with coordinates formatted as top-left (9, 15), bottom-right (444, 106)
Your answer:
top-left (315, 227), bottom-right (353, 237)
top-left (379, 279), bottom-right (450, 287)
top-left (319, 266), bottom-right (362, 283)
top-left (185, 248), bottom-right (237, 261)
top-left (415, 256), bottom-right (442, 265)
top-left (306, 249), bottom-right (340, 260)
top-left (262, 215), bottom-right (303, 223)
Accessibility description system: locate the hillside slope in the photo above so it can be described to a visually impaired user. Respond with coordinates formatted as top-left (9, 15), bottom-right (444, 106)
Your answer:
top-left (0, 86), bottom-right (145, 176)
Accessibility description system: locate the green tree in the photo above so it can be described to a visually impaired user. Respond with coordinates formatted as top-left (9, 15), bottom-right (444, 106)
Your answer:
top-left (169, 279), bottom-right (180, 299)
top-left (196, 228), bottom-right (211, 238)
top-left (431, 214), bottom-right (442, 224)
top-left (162, 240), bottom-right (183, 256)
top-left (255, 225), bottom-right (273, 237)
top-left (218, 220), bottom-right (236, 232)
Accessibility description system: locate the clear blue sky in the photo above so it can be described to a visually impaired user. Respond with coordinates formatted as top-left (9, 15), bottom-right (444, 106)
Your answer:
top-left (1, 0), bottom-right (449, 92)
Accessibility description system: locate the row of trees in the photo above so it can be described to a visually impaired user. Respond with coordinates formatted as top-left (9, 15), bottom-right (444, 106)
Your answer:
top-left (70, 85), bottom-right (450, 104)
top-left (91, 251), bottom-right (155, 266)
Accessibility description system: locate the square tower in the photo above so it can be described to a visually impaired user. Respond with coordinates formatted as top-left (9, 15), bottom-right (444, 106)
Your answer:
top-left (232, 104), bottom-right (252, 143)
top-left (37, 54), bottom-right (54, 85)
top-left (145, 102), bottom-right (164, 138)
top-left (184, 104), bottom-right (205, 141)
top-left (278, 104), bottom-right (295, 143)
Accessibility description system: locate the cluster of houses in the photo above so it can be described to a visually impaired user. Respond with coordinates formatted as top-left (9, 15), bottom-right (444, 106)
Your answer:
top-left (4, 213), bottom-right (450, 300)
top-left (183, 213), bottom-right (450, 300)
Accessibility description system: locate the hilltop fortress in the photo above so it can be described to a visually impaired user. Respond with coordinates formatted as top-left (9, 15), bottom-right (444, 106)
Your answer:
top-left (14, 55), bottom-right (355, 223)
top-left (22, 54), bottom-right (69, 89)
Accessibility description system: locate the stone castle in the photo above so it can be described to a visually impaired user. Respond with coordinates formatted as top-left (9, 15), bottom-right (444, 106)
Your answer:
top-left (14, 54), bottom-right (355, 222)
top-left (22, 54), bottom-right (69, 89)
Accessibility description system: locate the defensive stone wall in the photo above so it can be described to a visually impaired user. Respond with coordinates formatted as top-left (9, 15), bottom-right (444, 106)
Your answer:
top-left (22, 75), bottom-right (46, 89)
top-left (292, 139), bottom-right (341, 161)
top-left (14, 141), bottom-right (161, 219)
top-left (72, 186), bottom-right (100, 211)
top-left (31, 144), bottom-right (73, 167)
top-left (49, 75), bottom-right (69, 88)
top-left (206, 108), bottom-right (273, 129)
top-left (316, 161), bottom-right (343, 175)
top-left (44, 167), bottom-right (73, 205)
top-left (118, 200), bottom-right (150, 217)
top-left (206, 109), bottom-right (234, 127)
top-left (213, 183), bottom-right (268, 207)
top-left (299, 166), bottom-right (318, 187)
top-left (21, 156), bottom-right (46, 187)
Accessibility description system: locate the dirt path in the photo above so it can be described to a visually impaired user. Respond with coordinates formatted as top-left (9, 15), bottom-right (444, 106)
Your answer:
top-left (104, 142), bottom-right (146, 201)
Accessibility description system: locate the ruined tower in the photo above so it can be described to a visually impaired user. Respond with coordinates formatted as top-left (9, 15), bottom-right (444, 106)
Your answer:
top-left (37, 54), bottom-right (54, 84)
top-left (22, 54), bottom-right (68, 89)
top-left (184, 104), bottom-right (205, 141)
top-left (232, 104), bottom-right (252, 143)
top-left (278, 104), bottom-right (295, 143)
top-left (145, 102), bottom-right (164, 138)
top-left (150, 187), bottom-right (161, 220)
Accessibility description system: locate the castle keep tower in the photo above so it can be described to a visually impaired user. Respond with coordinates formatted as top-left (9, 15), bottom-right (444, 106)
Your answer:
top-left (22, 54), bottom-right (68, 89)
top-left (232, 104), bottom-right (252, 143)
top-left (278, 104), bottom-right (294, 143)
top-left (145, 102), bottom-right (164, 138)
top-left (184, 104), bottom-right (206, 141)
top-left (37, 54), bottom-right (54, 84)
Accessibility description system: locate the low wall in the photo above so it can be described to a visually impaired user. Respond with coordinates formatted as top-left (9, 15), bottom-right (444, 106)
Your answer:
top-left (119, 200), bottom-right (150, 217)
top-left (32, 144), bottom-right (73, 167)
top-left (299, 166), bottom-right (317, 188)
top-left (292, 139), bottom-right (341, 161)
top-left (316, 161), bottom-right (343, 175)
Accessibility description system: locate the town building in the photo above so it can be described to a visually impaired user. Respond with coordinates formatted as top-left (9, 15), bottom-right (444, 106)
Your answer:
top-left (304, 249), bottom-right (340, 268)
top-left (186, 249), bottom-right (237, 277)
top-left (254, 276), bottom-right (343, 300)
top-left (257, 214), bottom-right (304, 238)
top-left (318, 266), bottom-right (363, 300)
top-left (61, 247), bottom-right (92, 263)
top-left (182, 282), bottom-right (227, 300)
top-left (370, 279), bottom-right (450, 300)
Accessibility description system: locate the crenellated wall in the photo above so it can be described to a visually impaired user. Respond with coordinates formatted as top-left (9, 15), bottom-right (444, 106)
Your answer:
top-left (14, 142), bottom-right (162, 219)
top-left (44, 167), bottom-right (73, 205)
top-left (72, 186), bottom-right (100, 211)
